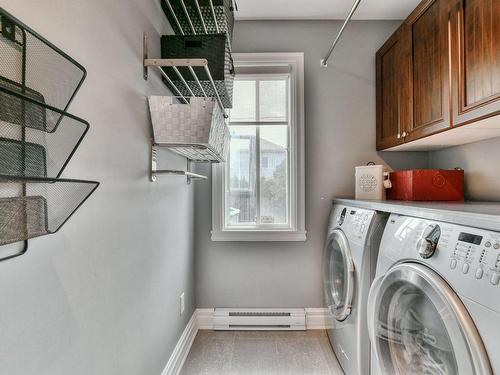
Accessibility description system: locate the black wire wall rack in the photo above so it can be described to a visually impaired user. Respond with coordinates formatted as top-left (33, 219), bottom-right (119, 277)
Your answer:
top-left (142, 0), bottom-right (236, 183)
top-left (143, 33), bottom-right (231, 183)
top-left (0, 8), bottom-right (99, 261)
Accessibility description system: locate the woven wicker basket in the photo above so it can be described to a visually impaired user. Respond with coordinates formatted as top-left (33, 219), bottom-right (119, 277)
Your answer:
top-left (161, 34), bottom-right (234, 108)
top-left (161, 0), bottom-right (235, 41)
top-left (148, 96), bottom-right (230, 162)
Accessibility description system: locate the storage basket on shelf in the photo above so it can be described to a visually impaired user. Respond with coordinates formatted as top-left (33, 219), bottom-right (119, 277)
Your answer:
top-left (160, 33), bottom-right (234, 108)
top-left (387, 169), bottom-right (465, 201)
top-left (160, 0), bottom-right (235, 41)
top-left (148, 96), bottom-right (230, 162)
top-left (0, 176), bottom-right (99, 246)
top-left (0, 10), bottom-right (86, 112)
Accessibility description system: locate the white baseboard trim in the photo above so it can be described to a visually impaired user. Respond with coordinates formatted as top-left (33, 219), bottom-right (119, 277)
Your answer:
top-left (161, 307), bottom-right (330, 374)
top-left (161, 311), bottom-right (198, 375)
top-left (197, 308), bottom-right (215, 330)
top-left (305, 308), bottom-right (330, 329)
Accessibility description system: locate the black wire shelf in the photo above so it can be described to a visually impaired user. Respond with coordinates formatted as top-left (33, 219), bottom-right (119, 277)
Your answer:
top-left (0, 8), bottom-right (86, 113)
top-left (0, 176), bottom-right (99, 248)
top-left (0, 86), bottom-right (89, 179)
top-left (0, 8), bottom-right (98, 261)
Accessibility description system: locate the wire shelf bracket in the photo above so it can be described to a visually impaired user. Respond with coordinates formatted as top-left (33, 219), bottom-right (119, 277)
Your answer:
top-left (142, 32), bottom-right (228, 118)
top-left (150, 144), bottom-right (208, 184)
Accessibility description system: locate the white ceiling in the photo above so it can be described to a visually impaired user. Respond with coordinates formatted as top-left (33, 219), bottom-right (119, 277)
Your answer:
top-left (235, 0), bottom-right (421, 20)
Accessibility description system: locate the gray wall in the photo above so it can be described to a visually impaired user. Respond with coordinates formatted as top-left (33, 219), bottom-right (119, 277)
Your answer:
top-left (194, 20), bottom-right (429, 309)
top-left (0, 1), bottom-right (195, 374)
top-left (429, 138), bottom-right (500, 201)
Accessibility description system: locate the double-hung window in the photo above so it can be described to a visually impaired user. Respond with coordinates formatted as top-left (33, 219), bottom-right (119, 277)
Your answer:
top-left (212, 53), bottom-right (305, 241)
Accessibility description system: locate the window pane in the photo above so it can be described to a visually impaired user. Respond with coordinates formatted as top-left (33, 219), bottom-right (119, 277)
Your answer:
top-left (259, 125), bottom-right (288, 225)
top-left (227, 126), bottom-right (257, 226)
top-left (230, 80), bottom-right (256, 122)
top-left (259, 80), bottom-right (287, 122)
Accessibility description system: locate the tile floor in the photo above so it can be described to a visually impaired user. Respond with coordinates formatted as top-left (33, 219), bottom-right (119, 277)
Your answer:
top-left (180, 330), bottom-right (344, 375)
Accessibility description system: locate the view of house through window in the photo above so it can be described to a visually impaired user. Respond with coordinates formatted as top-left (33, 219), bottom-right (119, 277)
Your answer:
top-left (226, 76), bottom-right (290, 228)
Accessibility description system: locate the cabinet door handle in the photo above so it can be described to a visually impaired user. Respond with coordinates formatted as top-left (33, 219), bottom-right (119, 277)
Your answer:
top-left (397, 92), bottom-right (401, 140)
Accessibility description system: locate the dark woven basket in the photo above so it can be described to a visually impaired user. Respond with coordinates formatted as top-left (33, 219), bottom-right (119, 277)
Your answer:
top-left (161, 0), bottom-right (235, 41)
top-left (161, 34), bottom-right (234, 108)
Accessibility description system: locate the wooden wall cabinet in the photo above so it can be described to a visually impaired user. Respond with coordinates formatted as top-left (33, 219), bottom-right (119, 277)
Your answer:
top-left (450, 0), bottom-right (500, 126)
top-left (376, 0), bottom-right (500, 150)
top-left (376, 27), bottom-right (410, 150)
top-left (404, 0), bottom-right (451, 142)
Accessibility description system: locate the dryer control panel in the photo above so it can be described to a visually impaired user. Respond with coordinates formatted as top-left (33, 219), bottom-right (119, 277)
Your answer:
top-left (347, 209), bottom-right (373, 237)
top-left (328, 205), bottom-right (376, 243)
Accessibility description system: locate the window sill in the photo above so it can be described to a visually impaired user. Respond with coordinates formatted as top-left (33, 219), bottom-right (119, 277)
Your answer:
top-left (211, 229), bottom-right (307, 242)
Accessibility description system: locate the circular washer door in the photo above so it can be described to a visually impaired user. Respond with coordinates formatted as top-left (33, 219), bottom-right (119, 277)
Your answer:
top-left (323, 229), bottom-right (355, 321)
top-left (368, 263), bottom-right (492, 375)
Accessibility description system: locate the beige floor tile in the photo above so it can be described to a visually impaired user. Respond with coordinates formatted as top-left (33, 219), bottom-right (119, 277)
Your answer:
top-left (180, 330), bottom-right (344, 375)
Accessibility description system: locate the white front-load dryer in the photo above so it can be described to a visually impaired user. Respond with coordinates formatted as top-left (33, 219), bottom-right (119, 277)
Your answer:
top-left (323, 204), bottom-right (388, 375)
top-left (368, 214), bottom-right (496, 375)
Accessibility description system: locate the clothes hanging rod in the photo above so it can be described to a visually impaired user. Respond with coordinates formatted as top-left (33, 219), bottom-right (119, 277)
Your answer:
top-left (320, 0), bottom-right (362, 67)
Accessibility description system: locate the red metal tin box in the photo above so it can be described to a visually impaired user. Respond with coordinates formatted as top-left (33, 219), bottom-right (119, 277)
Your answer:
top-left (387, 169), bottom-right (464, 201)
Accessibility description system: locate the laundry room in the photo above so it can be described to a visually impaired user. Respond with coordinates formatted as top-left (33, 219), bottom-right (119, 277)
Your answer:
top-left (0, 0), bottom-right (499, 374)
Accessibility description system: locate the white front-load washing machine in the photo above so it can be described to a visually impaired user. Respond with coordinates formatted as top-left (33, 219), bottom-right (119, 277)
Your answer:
top-left (368, 214), bottom-right (497, 375)
top-left (323, 204), bottom-right (388, 375)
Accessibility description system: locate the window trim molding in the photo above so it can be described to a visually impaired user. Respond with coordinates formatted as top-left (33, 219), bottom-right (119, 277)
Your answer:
top-left (211, 52), bottom-right (306, 242)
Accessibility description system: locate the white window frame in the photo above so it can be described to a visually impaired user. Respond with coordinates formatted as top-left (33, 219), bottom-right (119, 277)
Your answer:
top-left (212, 53), bottom-right (306, 242)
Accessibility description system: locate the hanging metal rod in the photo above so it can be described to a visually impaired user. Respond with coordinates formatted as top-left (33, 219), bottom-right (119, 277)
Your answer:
top-left (320, 0), bottom-right (362, 67)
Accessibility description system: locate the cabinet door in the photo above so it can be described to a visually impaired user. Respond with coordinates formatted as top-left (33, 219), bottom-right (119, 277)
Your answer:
top-left (451, 0), bottom-right (500, 126)
top-left (376, 28), bottom-right (411, 150)
top-left (405, 0), bottom-right (451, 142)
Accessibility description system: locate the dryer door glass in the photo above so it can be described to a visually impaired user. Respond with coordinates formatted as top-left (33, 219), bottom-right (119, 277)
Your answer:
top-left (369, 263), bottom-right (491, 375)
top-left (324, 229), bottom-right (354, 321)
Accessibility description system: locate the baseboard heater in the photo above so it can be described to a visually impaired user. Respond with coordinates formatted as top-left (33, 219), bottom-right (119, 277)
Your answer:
top-left (213, 308), bottom-right (306, 330)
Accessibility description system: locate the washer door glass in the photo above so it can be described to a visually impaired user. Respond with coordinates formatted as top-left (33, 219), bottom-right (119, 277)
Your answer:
top-left (369, 263), bottom-right (491, 375)
top-left (323, 229), bottom-right (355, 321)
